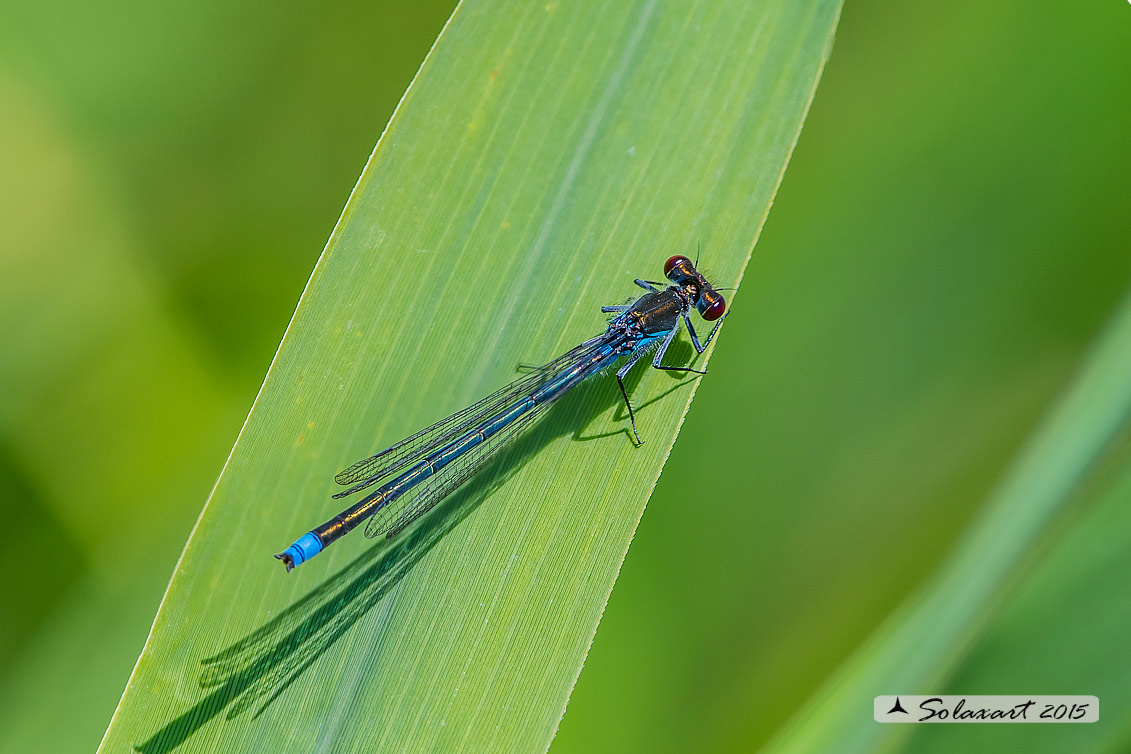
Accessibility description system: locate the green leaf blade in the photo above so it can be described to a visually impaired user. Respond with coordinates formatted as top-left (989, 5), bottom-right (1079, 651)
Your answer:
top-left (99, 1), bottom-right (841, 752)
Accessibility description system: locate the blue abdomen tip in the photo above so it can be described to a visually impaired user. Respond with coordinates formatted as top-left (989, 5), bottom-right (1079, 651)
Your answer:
top-left (275, 531), bottom-right (323, 572)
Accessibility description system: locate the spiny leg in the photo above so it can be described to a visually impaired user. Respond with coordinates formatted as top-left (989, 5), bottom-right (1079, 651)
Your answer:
top-left (682, 310), bottom-right (728, 354)
top-left (601, 305), bottom-right (631, 313)
top-left (634, 279), bottom-right (662, 292)
top-left (651, 321), bottom-right (706, 375)
top-left (615, 349), bottom-right (649, 445)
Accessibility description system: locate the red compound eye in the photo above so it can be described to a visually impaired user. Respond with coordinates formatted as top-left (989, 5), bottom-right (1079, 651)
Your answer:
top-left (665, 255), bottom-right (692, 278)
top-left (699, 293), bottom-right (726, 321)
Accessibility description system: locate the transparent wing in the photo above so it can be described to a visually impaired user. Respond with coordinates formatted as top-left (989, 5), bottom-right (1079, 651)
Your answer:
top-left (363, 399), bottom-right (553, 539)
top-left (332, 334), bottom-right (608, 497)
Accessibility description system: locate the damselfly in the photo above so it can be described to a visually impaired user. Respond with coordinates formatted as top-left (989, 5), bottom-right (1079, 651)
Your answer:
top-left (276, 255), bottom-right (728, 571)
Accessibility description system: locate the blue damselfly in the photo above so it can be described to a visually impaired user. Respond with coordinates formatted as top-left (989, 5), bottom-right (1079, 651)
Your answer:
top-left (276, 255), bottom-right (727, 571)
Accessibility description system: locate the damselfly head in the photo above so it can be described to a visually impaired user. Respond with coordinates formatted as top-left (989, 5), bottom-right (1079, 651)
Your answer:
top-left (664, 254), bottom-right (726, 321)
top-left (663, 254), bottom-right (696, 283)
top-left (697, 288), bottom-right (726, 321)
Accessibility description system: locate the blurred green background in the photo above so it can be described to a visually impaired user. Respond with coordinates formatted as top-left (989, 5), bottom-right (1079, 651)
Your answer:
top-left (1, 1), bottom-right (1128, 753)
